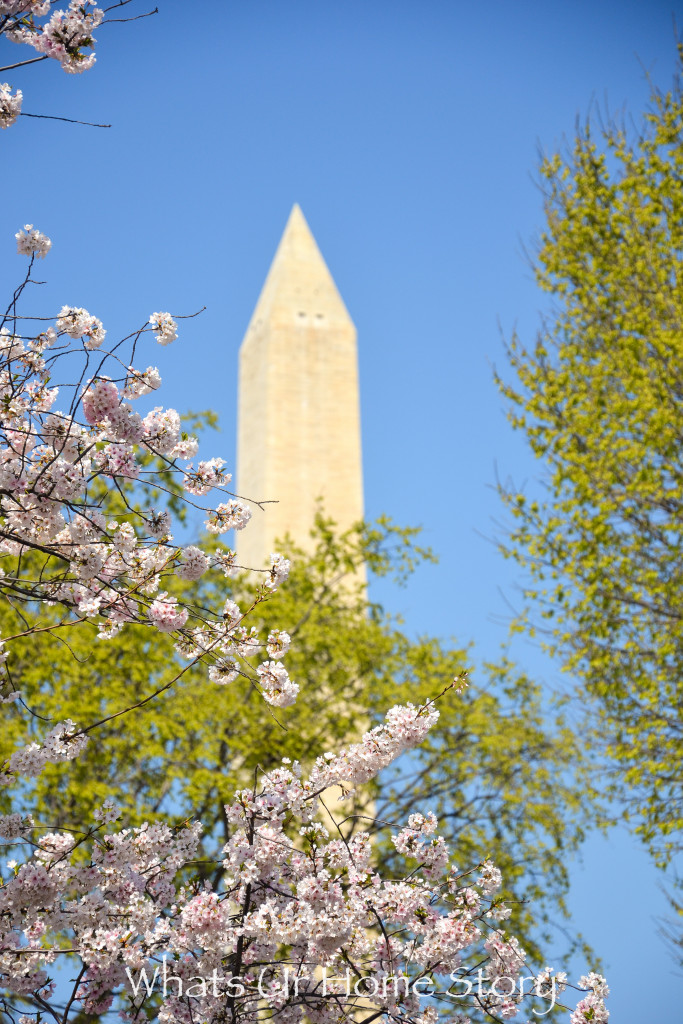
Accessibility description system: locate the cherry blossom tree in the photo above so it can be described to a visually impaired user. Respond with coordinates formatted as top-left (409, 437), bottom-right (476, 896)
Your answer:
top-left (0, 225), bottom-right (609, 1024)
top-left (0, 672), bottom-right (609, 1024)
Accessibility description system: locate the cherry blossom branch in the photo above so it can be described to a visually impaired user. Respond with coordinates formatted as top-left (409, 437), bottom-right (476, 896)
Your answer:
top-left (0, 0), bottom-right (156, 130)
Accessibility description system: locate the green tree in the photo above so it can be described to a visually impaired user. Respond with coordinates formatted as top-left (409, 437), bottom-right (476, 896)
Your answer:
top-left (0, 510), bottom-right (593, 965)
top-left (496, 50), bottom-right (683, 877)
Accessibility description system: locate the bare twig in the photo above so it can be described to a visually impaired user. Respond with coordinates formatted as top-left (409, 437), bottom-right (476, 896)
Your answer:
top-left (21, 112), bottom-right (112, 128)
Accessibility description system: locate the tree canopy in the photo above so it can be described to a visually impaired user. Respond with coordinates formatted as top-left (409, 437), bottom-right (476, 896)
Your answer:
top-left (496, 49), bottom-right (683, 876)
top-left (1, 508), bottom-right (594, 966)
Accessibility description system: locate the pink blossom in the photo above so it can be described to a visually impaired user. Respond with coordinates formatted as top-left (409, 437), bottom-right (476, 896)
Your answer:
top-left (148, 592), bottom-right (188, 633)
top-left (81, 378), bottom-right (120, 425)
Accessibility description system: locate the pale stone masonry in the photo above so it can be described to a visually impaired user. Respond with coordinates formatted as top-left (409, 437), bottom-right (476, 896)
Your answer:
top-left (236, 204), bottom-right (364, 570)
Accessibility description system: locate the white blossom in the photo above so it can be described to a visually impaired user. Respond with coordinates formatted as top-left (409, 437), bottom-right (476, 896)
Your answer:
top-left (176, 545), bottom-right (210, 581)
top-left (15, 224), bottom-right (51, 258)
top-left (0, 83), bottom-right (22, 129)
top-left (56, 305), bottom-right (106, 349)
top-left (149, 311), bottom-right (177, 345)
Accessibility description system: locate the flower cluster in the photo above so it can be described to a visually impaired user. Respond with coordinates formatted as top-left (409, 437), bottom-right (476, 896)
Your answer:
top-left (206, 499), bottom-right (252, 534)
top-left (148, 592), bottom-right (189, 633)
top-left (7, 719), bottom-right (88, 779)
top-left (266, 551), bottom-right (291, 589)
top-left (15, 224), bottom-right (52, 259)
top-left (0, 81), bottom-right (21, 129)
top-left (56, 304), bottom-right (106, 348)
top-left (176, 545), bottom-right (210, 581)
top-left (4, 1), bottom-right (103, 73)
top-left (309, 701), bottom-right (441, 793)
top-left (183, 457), bottom-right (230, 496)
top-left (266, 628), bottom-right (291, 658)
top-left (256, 659), bottom-right (299, 707)
top-left (0, 812), bottom-right (33, 839)
top-left (571, 974), bottom-right (610, 1024)
top-left (149, 311), bottom-right (178, 346)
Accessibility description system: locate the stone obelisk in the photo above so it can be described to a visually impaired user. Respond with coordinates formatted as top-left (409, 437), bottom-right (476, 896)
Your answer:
top-left (236, 205), bottom-right (364, 569)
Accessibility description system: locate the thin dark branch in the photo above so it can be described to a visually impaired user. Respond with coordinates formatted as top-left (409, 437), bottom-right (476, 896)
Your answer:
top-left (20, 112), bottom-right (111, 128)
top-left (102, 6), bottom-right (158, 24)
top-left (0, 55), bottom-right (49, 73)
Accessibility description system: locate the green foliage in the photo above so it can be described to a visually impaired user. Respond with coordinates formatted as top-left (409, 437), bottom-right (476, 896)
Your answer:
top-left (496, 48), bottom-right (683, 869)
top-left (0, 510), bottom-right (593, 965)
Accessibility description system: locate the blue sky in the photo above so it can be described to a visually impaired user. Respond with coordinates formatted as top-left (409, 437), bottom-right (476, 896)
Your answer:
top-left (2, 0), bottom-right (682, 1017)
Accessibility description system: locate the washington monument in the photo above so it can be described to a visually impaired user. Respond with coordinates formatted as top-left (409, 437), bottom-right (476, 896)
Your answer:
top-left (236, 205), bottom-right (364, 569)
